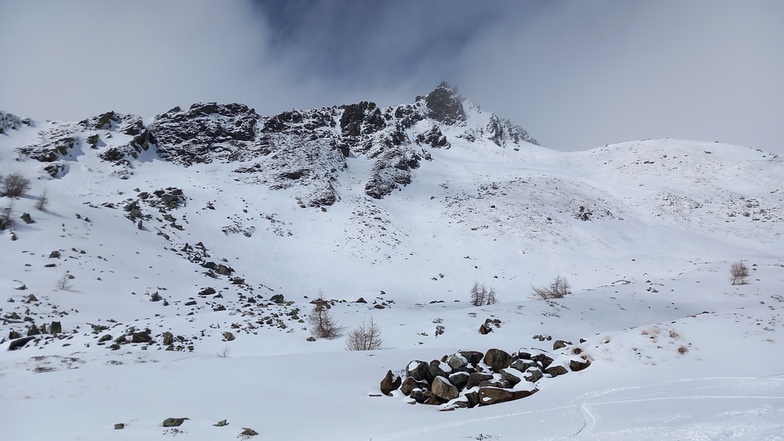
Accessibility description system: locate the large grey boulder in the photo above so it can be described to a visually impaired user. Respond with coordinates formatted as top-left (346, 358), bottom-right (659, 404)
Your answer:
top-left (431, 376), bottom-right (459, 401)
top-left (447, 353), bottom-right (468, 370)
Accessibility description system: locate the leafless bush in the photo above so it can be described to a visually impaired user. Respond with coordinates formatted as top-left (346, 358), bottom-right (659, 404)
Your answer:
top-left (730, 261), bottom-right (749, 285)
top-left (532, 275), bottom-right (571, 299)
top-left (56, 271), bottom-right (73, 290)
top-left (0, 202), bottom-right (14, 230)
top-left (470, 282), bottom-right (497, 306)
top-left (345, 316), bottom-right (382, 351)
top-left (217, 346), bottom-right (231, 358)
top-left (3, 172), bottom-right (32, 198)
top-left (35, 190), bottom-right (49, 211)
top-left (308, 294), bottom-right (340, 339)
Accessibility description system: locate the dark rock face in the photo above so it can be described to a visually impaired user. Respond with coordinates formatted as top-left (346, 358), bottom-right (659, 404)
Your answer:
top-left (339, 102), bottom-right (385, 137)
top-left (150, 103), bottom-right (259, 165)
top-left (424, 82), bottom-right (466, 125)
top-left (10, 83), bottom-right (538, 207)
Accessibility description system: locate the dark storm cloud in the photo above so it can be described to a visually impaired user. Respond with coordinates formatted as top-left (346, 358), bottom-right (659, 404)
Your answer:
top-left (1, 0), bottom-right (782, 154)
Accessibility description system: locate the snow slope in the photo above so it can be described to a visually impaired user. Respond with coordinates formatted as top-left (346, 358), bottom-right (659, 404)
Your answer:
top-left (0, 91), bottom-right (783, 440)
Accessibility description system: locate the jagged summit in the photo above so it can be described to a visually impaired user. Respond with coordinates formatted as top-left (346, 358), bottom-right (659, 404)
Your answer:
top-left (2, 84), bottom-right (540, 205)
top-left (423, 81), bottom-right (466, 125)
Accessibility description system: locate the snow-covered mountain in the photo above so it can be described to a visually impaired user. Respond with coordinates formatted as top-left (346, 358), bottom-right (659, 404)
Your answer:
top-left (1, 84), bottom-right (783, 440)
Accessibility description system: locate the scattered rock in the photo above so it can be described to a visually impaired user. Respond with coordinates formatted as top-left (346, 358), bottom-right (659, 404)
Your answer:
top-left (431, 376), bottom-right (459, 401)
top-left (569, 358), bottom-right (591, 372)
top-left (240, 427), bottom-right (258, 437)
top-left (545, 365), bottom-right (569, 377)
top-left (131, 330), bottom-right (152, 343)
top-left (114, 423), bottom-right (125, 430)
top-left (380, 370), bottom-right (401, 396)
top-left (8, 336), bottom-right (35, 350)
top-left (484, 348), bottom-right (512, 372)
top-left (400, 377), bottom-right (427, 396)
top-left (478, 387), bottom-right (537, 406)
top-left (524, 367), bottom-right (543, 383)
top-left (162, 418), bottom-right (188, 427)
top-left (405, 360), bottom-right (429, 382)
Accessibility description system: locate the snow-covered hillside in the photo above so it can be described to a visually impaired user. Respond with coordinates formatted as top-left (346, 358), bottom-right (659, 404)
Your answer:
top-left (1, 84), bottom-right (783, 440)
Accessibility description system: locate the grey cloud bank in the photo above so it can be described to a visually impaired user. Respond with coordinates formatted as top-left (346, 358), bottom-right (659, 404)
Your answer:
top-left (1, 0), bottom-right (782, 154)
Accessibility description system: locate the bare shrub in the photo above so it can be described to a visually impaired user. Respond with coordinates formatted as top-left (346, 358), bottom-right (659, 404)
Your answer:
top-left (3, 172), bottom-right (32, 198)
top-left (56, 271), bottom-right (73, 290)
top-left (470, 282), bottom-right (497, 306)
top-left (0, 201), bottom-right (14, 230)
top-left (730, 261), bottom-right (749, 285)
top-left (308, 294), bottom-right (339, 339)
top-left (35, 190), bottom-right (49, 211)
top-left (345, 316), bottom-right (382, 351)
top-left (532, 275), bottom-right (571, 299)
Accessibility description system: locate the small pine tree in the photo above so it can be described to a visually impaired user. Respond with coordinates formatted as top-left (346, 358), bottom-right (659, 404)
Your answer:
top-left (470, 282), bottom-right (486, 306)
top-left (486, 287), bottom-right (497, 305)
top-left (308, 294), bottom-right (339, 339)
top-left (470, 282), bottom-right (497, 306)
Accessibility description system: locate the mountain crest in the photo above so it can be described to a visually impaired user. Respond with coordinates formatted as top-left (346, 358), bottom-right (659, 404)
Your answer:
top-left (424, 81), bottom-right (466, 125)
top-left (5, 84), bottom-right (540, 205)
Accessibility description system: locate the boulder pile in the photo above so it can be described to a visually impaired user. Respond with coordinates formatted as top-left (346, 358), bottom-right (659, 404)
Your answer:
top-left (380, 344), bottom-right (591, 410)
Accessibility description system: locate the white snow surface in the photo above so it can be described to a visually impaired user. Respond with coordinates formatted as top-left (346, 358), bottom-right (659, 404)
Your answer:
top-left (1, 113), bottom-right (783, 440)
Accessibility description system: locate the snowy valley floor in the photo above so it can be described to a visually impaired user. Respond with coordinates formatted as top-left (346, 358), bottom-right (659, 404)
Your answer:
top-left (2, 259), bottom-right (783, 440)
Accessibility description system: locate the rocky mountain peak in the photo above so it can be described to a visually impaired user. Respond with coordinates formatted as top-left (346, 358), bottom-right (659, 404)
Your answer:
top-left (423, 81), bottom-right (466, 125)
top-left (8, 84), bottom-right (541, 205)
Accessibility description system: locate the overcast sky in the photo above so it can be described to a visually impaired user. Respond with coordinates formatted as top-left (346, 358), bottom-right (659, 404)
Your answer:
top-left (1, 0), bottom-right (782, 154)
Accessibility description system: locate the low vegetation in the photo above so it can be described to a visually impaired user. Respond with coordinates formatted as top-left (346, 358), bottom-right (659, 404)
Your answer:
top-left (730, 261), bottom-right (749, 285)
top-left (532, 276), bottom-right (571, 299)
top-left (470, 282), bottom-right (497, 306)
top-left (345, 316), bottom-right (382, 351)
top-left (2, 172), bottom-right (32, 198)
